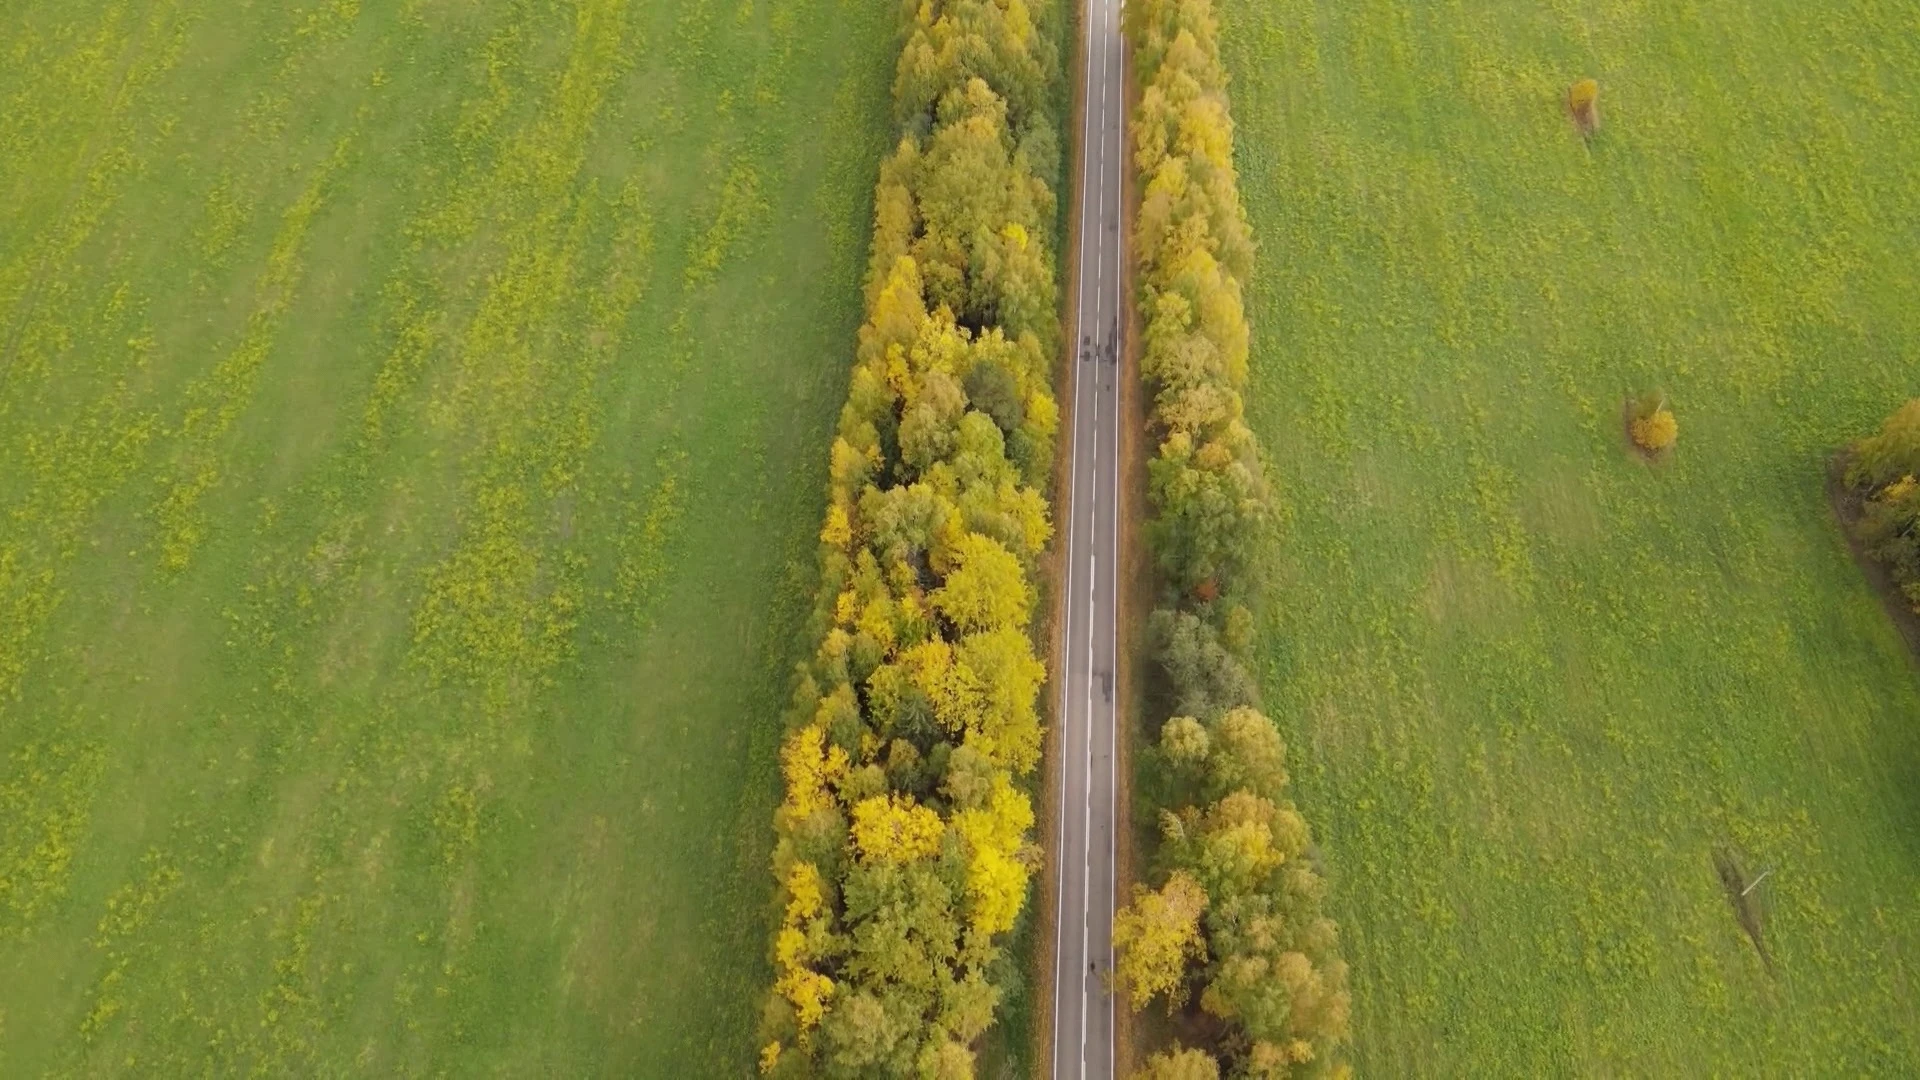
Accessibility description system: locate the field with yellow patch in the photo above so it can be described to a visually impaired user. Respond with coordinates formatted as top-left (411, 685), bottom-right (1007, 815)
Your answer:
top-left (0, 0), bottom-right (895, 1071)
top-left (1223, 0), bottom-right (1920, 1072)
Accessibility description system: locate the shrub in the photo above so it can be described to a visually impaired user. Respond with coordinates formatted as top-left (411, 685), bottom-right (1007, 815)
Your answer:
top-left (1630, 396), bottom-right (1677, 454)
top-left (1846, 400), bottom-right (1920, 612)
top-left (1568, 77), bottom-right (1600, 136)
top-left (1846, 399), bottom-right (1920, 492)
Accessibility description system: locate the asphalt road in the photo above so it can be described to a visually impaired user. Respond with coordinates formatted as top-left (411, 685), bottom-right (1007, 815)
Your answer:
top-left (1049, 0), bottom-right (1124, 1075)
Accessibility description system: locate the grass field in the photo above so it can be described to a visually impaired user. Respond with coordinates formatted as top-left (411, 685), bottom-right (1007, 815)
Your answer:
top-left (0, 0), bottom-right (897, 1072)
top-left (1218, 0), bottom-right (1920, 1073)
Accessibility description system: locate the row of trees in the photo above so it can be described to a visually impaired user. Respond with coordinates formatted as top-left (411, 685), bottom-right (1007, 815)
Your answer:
top-left (1117, 2), bottom-right (1351, 1078)
top-left (758, 2), bottom-right (1063, 1077)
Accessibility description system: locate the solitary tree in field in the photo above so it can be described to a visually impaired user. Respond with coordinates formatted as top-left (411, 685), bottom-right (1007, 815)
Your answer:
top-left (1569, 78), bottom-right (1600, 140)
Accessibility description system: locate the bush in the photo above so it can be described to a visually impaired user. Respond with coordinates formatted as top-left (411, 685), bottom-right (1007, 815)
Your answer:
top-left (1568, 78), bottom-right (1600, 136)
top-left (1631, 404), bottom-right (1678, 453)
top-left (1846, 400), bottom-right (1920, 612)
top-left (1628, 393), bottom-right (1676, 454)
top-left (1847, 399), bottom-right (1920, 491)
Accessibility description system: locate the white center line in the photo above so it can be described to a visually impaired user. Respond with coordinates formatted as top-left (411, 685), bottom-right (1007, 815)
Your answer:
top-left (1058, 0), bottom-right (1124, 1075)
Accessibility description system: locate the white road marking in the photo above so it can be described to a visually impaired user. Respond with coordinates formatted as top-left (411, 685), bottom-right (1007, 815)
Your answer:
top-left (1057, 0), bottom-right (1127, 1076)
top-left (1051, 0), bottom-right (1099, 1067)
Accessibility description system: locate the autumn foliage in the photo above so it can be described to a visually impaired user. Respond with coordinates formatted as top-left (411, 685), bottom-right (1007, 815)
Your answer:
top-left (1632, 408), bottom-right (1678, 453)
top-left (757, 2), bottom-right (1063, 1076)
top-left (1122, 1), bottom-right (1351, 1076)
top-left (1112, 870), bottom-right (1209, 1010)
top-left (1630, 397), bottom-right (1678, 454)
top-left (1845, 400), bottom-right (1920, 611)
top-left (1568, 77), bottom-right (1600, 138)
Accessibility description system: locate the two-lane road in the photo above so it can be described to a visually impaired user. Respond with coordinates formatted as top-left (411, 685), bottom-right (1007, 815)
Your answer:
top-left (1050, 0), bottom-right (1124, 1075)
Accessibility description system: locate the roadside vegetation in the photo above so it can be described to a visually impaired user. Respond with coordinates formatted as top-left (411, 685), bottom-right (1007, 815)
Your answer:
top-left (1114, 2), bottom-right (1350, 1077)
top-left (1842, 401), bottom-right (1920, 609)
top-left (1221, 0), bottom-right (1920, 1072)
top-left (0, 0), bottom-right (897, 1072)
top-left (755, 2), bottom-right (1068, 1076)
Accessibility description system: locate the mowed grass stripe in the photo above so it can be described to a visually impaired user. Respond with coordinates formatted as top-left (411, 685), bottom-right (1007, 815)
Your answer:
top-left (1223, 0), bottom-right (1920, 1073)
top-left (0, 0), bottom-right (896, 1073)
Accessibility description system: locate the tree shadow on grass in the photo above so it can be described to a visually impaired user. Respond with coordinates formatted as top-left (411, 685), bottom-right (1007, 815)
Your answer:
top-left (1713, 847), bottom-right (1774, 973)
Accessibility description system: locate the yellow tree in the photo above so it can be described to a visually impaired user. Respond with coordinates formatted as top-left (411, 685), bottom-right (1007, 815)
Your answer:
top-left (1111, 870), bottom-right (1209, 1011)
top-left (951, 770), bottom-right (1036, 936)
top-left (931, 532), bottom-right (1031, 632)
top-left (778, 723), bottom-right (848, 830)
top-left (951, 626), bottom-right (1045, 772)
top-left (1208, 707), bottom-right (1288, 799)
top-left (1138, 1046), bottom-right (1220, 1080)
top-left (850, 793), bottom-right (945, 863)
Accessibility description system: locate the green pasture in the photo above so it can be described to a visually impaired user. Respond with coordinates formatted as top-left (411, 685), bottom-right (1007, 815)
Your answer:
top-left (1221, 0), bottom-right (1920, 1072)
top-left (0, 0), bottom-right (896, 1072)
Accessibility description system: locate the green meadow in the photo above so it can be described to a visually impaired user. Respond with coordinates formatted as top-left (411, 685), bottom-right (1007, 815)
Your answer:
top-left (1222, 0), bottom-right (1920, 1073)
top-left (0, 0), bottom-right (896, 1072)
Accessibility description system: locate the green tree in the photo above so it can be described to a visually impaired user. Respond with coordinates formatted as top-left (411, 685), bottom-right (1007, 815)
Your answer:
top-left (1152, 609), bottom-right (1257, 721)
top-left (940, 741), bottom-right (999, 809)
top-left (1200, 892), bottom-right (1351, 1067)
top-left (963, 354), bottom-right (1025, 433)
top-left (1122, 1), bottom-right (1350, 1074)
top-left (900, 369), bottom-right (969, 476)
top-left (763, 0), bottom-right (1064, 1069)
top-left (1148, 429), bottom-right (1266, 594)
top-left (895, 0), bottom-right (1053, 137)
top-left (819, 989), bottom-right (916, 1076)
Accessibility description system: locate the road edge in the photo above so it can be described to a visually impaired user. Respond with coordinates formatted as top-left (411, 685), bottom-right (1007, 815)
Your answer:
top-left (1112, 27), bottom-right (1150, 1079)
top-left (1032, 0), bottom-right (1094, 1071)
